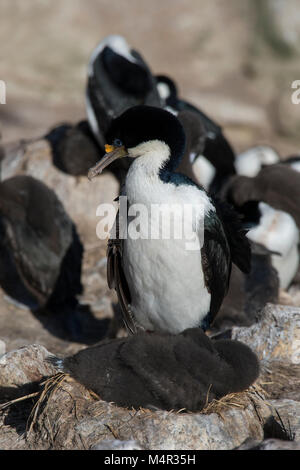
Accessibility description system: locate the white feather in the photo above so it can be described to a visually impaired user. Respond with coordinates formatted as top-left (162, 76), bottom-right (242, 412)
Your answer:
top-left (289, 160), bottom-right (300, 173)
top-left (191, 155), bottom-right (216, 190)
top-left (247, 202), bottom-right (299, 289)
top-left (235, 146), bottom-right (280, 177)
top-left (85, 91), bottom-right (101, 142)
top-left (157, 82), bottom-right (171, 100)
top-left (88, 35), bottom-right (137, 77)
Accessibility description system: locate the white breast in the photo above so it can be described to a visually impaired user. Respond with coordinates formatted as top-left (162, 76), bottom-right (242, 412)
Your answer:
top-left (235, 146), bottom-right (280, 177)
top-left (191, 155), bottom-right (216, 190)
top-left (247, 202), bottom-right (299, 289)
top-left (122, 141), bottom-right (214, 333)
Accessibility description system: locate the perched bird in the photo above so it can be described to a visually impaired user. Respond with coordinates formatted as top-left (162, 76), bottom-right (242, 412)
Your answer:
top-left (85, 39), bottom-right (208, 189)
top-left (0, 175), bottom-right (83, 339)
top-left (221, 167), bottom-right (300, 289)
top-left (210, 241), bottom-right (279, 334)
top-left (86, 35), bottom-right (162, 150)
top-left (234, 145), bottom-right (280, 177)
top-left (243, 201), bottom-right (299, 289)
top-left (222, 164), bottom-right (300, 231)
top-left (48, 327), bottom-right (259, 412)
top-left (88, 105), bottom-right (251, 335)
top-left (156, 75), bottom-right (236, 194)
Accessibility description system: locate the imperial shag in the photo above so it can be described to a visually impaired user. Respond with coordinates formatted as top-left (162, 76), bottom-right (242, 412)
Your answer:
top-left (88, 106), bottom-right (250, 334)
top-left (0, 175), bottom-right (83, 339)
top-left (48, 327), bottom-right (259, 412)
top-left (155, 74), bottom-right (236, 194)
top-left (85, 39), bottom-right (208, 187)
top-left (221, 166), bottom-right (300, 289)
top-left (86, 35), bottom-right (162, 150)
top-left (222, 163), bottom-right (300, 229)
top-left (240, 201), bottom-right (299, 289)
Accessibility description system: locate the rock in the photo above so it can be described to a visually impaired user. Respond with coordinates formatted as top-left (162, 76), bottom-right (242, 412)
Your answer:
top-left (232, 304), bottom-right (300, 402)
top-left (0, 344), bottom-right (56, 390)
top-left (232, 303), bottom-right (300, 364)
top-left (259, 362), bottom-right (300, 401)
top-left (0, 340), bottom-right (297, 450)
top-left (24, 373), bottom-right (273, 450)
top-left (91, 439), bottom-right (143, 450)
top-left (0, 344), bottom-right (57, 450)
top-left (269, 399), bottom-right (300, 441)
top-left (236, 437), bottom-right (300, 450)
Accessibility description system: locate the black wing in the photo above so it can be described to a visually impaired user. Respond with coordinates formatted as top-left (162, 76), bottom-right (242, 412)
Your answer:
top-left (201, 209), bottom-right (232, 328)
top-left (201, 199), bottom-right (251, 327)
top-left (107, 207), bottom-right (137, 334)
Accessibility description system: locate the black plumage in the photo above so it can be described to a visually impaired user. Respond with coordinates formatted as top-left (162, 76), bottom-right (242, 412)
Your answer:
top-left (48, 327), bottom-right (259, 412)
top-left (86, 36), bottom-right (162, 148)
top-left (156, 75), bottom-right (236, 194)
top-left (222, 163), bottom-right (300, 229)
top-left (45, 120), bottom-right (101, 176)
top-left (175, 110), bottom-right (207, 181)
top-left (0, 175), bottom-right (83, 338)
top-left (90, 105), bottom-right (251, 334)
top-left (201, 200), bottom-right (251, 330)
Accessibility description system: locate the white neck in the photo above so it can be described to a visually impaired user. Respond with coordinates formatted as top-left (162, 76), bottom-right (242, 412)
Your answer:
top-left (125, 140), bottom-right (172, 204)
top-left (128, 140), bottom-right (171, 177)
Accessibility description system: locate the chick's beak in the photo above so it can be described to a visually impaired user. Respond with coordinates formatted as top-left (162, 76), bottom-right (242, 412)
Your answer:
top-left (88, 144), bottom-right (128, 180)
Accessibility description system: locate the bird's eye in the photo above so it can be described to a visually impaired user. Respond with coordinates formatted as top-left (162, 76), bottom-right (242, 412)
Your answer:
top-left (113, 139), bottom-right (123, 147)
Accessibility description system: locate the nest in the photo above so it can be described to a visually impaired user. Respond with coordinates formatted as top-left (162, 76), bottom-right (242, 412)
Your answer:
top-left (0, 371), bottom-right (271, 450)
top-left (200, 383), bottom-right (266, 418)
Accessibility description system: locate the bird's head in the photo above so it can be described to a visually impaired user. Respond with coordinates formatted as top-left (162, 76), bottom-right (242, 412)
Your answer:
top-left (88, 105), bottom-right (186, 179)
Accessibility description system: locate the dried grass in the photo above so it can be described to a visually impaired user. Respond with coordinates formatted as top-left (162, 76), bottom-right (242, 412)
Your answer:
top-left (26, 373), bottom-right (69, 434)
top-left (200, 383), bottom-right (267, 418)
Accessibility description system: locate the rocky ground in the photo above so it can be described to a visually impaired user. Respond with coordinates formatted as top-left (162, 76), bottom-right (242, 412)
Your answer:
top-left (0, 303), bottom-right (299, 450)
top-left (0, 0), bottom-right (300, 451)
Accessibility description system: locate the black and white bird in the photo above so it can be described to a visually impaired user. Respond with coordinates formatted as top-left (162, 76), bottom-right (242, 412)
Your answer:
top-left (88, 105), bottom-right (251, 334)
top-left (48, 327), bottom-right (259, 412)
top-left (241, 201), bottom-right (299, 289)
top-left (221, 165), bottom-right (300, 289)
top-left (0, 175), bottom-right (83, 339)
top-left (86, 35), bottom-right (162, 150)
top-left (234, 145), bottom-right (280, 177)
top-left (222, 163), bottom-right (300, 229)
top-left (155, 75), bottom-right (236, 194)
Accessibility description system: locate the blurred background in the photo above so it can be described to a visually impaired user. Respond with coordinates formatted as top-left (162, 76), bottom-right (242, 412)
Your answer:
top-left (1, 0), bottom-right (300, 155)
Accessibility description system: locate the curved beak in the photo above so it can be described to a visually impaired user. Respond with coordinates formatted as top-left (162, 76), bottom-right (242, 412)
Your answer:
top-left (88, 145), bottom-right (128, 180)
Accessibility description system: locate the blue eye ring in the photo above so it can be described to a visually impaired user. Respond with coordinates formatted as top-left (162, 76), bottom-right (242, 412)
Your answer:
top-left (113, 139), bottom-right (123, 147)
